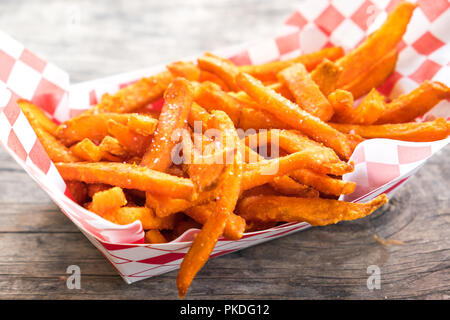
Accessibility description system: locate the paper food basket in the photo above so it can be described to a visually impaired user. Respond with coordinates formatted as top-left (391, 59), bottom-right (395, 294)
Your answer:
top-left (0, 0), bottom-right (448, 283)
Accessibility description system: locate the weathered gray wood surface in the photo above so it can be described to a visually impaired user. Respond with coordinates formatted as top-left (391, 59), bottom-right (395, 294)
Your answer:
top-left (0, 0), bottom-right (449, 300)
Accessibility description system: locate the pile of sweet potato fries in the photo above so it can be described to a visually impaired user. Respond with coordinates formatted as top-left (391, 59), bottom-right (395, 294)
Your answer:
top-left (18, 2), bottom-right (449, 298)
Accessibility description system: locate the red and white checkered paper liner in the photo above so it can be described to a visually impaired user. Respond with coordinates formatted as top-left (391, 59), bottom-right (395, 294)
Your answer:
top-left (0, 0), bottom-right (449, 283)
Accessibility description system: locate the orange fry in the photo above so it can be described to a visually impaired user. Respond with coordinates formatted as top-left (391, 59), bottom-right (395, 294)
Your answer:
top-left (55, 162), bottom-right (195, 200)
top-left (199, 70), bottom-right (230, 91)
top-left (56, 113), bottom-right (141, 146)
top-left (310, 59), bottom-right (343, 96)
top-left (197, 53), bottom-right (240, 91)
top-left (340, 49), bottom-right (398, 99)
top-left (194, 81), bottom-right (242, 125)
top-left (107, 120), bottom-right (152, 157)
top-left (290, 169), bottom-right (356, 196)
top-left (269, 175), bottom-right (319, 198)
top-left (236, 72), bottom-right (354, 160)
top-left (177, 111), bottom-right (243, 299)
top-left (126, 114), bottom-right (158, 136)
top-left (336, 2), bottom-right (416, 88)
top-left (330, 88), bottom-right (387, 125)
top-left (70, 138), bottom-right (104, 162)
top-left (141, 78), bottom-right (194, 171)
top-left (98, 136), bottom-right (127, 158)
top-left (145, 229), bottom-right (168, 244)
top-left (239, 46), bottom-right (344, 82)
top-left (278, 63), bottom-right (334, 121)
top-left (237, 194), bottom-right (388, 226)
top-left (89, 186), bottom-right (127, 215)
top-left (330, 118), bottom-right (450, 142)
top-left (93, 71), bottom-right (174, 113)
top-left (18, 100), bottom-right (58, 135)
top-left (376, 81), bottom-right (450, 124)
top-left (185, 203), bottom-right (246, 241)
top-left (166, 61), bottom-right (201, 81)
top-left (103, 207), bottom-right (177, 229)
top-left (66, 181), bottom-right (88, 205)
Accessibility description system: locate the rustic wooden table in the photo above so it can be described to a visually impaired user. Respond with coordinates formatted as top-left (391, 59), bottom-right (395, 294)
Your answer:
top-left (0, 0), bottom-right (449, 300)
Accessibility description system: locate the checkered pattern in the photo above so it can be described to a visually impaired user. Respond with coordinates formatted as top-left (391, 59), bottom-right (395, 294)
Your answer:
top-left (0, 0), bottom-right (449, 284)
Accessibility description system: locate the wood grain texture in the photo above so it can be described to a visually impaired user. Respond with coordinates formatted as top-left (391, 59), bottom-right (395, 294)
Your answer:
top-left (0, 0), bottom-right (449, 300)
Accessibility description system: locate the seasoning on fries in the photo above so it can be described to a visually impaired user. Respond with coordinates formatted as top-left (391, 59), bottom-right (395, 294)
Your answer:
top-left (16, 1), bottom-right (450, 298)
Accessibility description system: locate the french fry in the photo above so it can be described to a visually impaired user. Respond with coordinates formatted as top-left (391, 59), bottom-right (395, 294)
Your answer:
top-left (278, 63), bottom-right (334, 121)
top-left (330, 88), bottom-right (387, 125)
top-left (199, 70), bottom-right (230, 91)
top-left (98, 136), bottom-right (128, 158)
top-left (239, 46), bottom-right (344, 82)
top-left (177, 111), bottom-right (243, 299)
top-left (89, 186), bottom-right (127, 215)
top-left (237, 194), bottom-right (388, 226)
top-left (56, 113), bottom-right (141, 146)
top-left (269, 175), bottom-right (319, 198)
top-left (70, 138), bottom-right (104, 162)
top-left (336, 2), bottom-right (416, 88)
top-left (266, 82), bottom-right (295, 101)
top-left (35, 127), bottom-right (80, 163)
top-left (127, 114), bottom-right (158, 136)
top-left (340, 49), bottom-right (398, 99)
top-left (376, 81), bottom-right (450, 124)
top-left (194, 81), bottom-right (242, 124)
top-left (145, 229), bottom-right (168, 244)
top-left (197, 53), bottom-right (240, 91)
top-left (241, 149), bottom-right (352, 191)
top-left (187, 102), bottom-right (211, 131)
top-left (166, 61), bottom-right (201, 81)
top-left (310, 59), bottom-right (343, 96)
top-left (55, 162), bottom-right (195, 200)
top-left (330, 118), bottom-right (450, 142)
top-left (236, 72), bottom-right (355, 160)
top-left (87, 183), bottom-right (111, 198)
top-left (103, 207), bottom-right (178, 229)
top-left (184, 203), bottom-right (246, 240)
top-left (244, 129), bottom-right (352, 175)
top-left (290, 169), bottom-right (356, 196)
top-left (107, 120), bottom-right (152, 157)
top-left (66, 181), bottom-right (88, 205)
top-left (93, 71), bottom-right (174, 113)
top-left (141, 78), bottom-right (194, 171)
top-left (18, 100), bottom-right (58, 136)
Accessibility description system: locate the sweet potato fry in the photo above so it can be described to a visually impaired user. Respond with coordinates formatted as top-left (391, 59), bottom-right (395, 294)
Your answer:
top-left (141, 78), bottom-right (194, 171)
top-left (98, 136), bottom-right (127, 158)
top-left (107, 120), bottom-right (152, 157)
top-left (127, 114), bottom-right (158, 136)
top-left (199, 70), bottom-right (230, 91)
top-left (56, 113), bottom-right (139, 146)
top-left (34, 127), bottom-right (80, 163)
top-left (103, 207), bottom-right (177, 229)
top-left (70, 138), bottom-right (104, 162)
top-left (89, 186), bottom-right (127, 215)
top-left (237, 194), bottom-right (388, 226)
top-left (177, 111), bottom-right (243, 299)
top-left (269, 175), bottom-right (319, 198)
top-left (55, 162), bottom-right (195, 200)
top-left (145, 229), bottom-right (168, 244)
top-left (278, 63), bottom-right (334, 121)
top-left (241, 149), bottom-right (352, 191)
top-left (340, 49), bottom-right (398, 99)
top-left (239, 46), bottom-right (344, 82)
top-left (184, 203), bottom-right (246, 240)
top-left (188, 102), bottom-right (211, 131)
top-left (310, 59), bottom-right (343, 96)
top-left (236, 72), bottom-right (354, 160)
top-left (194, 81), bottom-right (242, 125)
top-left (330, 118), bottom-right (450, 142)
top-left (336, 2), bottom-right (416, 88)
top-left (330, 88), bottom-right (387, 125)
top-left (290, 169), bottom-right (356, 196)
top-left (87, 183), bottom-right (111, 198)
top-left (18, 100), bottom-right (58, 136)
top-left (197, 53), bottom-right (240, 91)
top-left (244, 129), bottom-right (352, 175)
top-left (93, 71), bottom-right (174, 113)
top-left (376, 81), bottom-right (450, 124)
top-left (166, 61), bottom-right (201, 81)
top-left (66, 181), bottom-right (88, 205)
